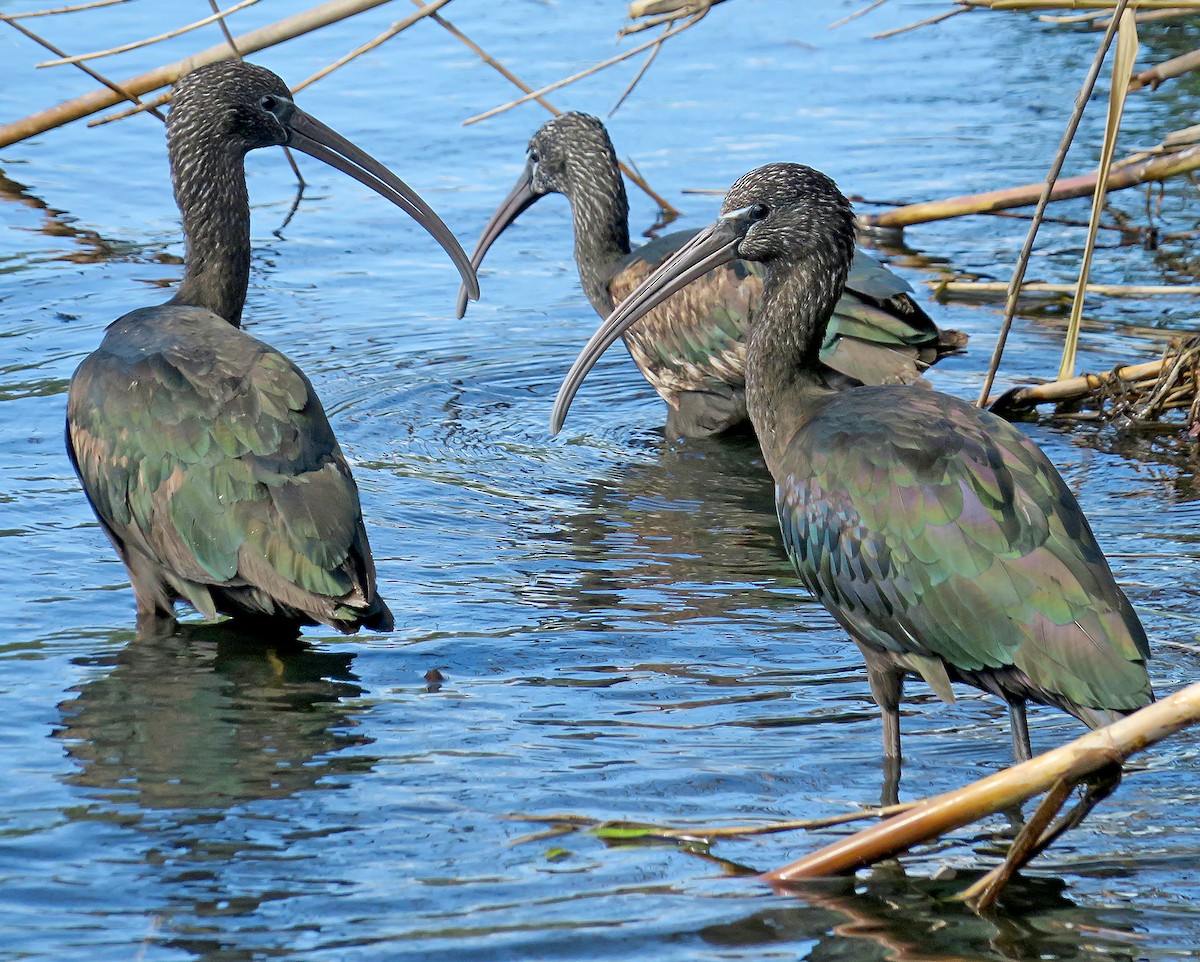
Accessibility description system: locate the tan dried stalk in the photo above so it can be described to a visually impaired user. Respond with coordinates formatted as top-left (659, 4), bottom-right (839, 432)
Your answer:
top-left (936, 280), bottom-right (1200, 296)
top-left (3, 17), bottom-right (166, 121)
top-left (36, 0), bottom-right (262, 67)
top-left (413, 1), bottom-right (677, 213)
top-left (1058, 3), bottom-right (1136, 381)
top-left (1, 0), bottom-right (126, 20)
top-left (463, 13), bottom-right (706, 126)
top-left (293, 0), bottom-right (454, 92)
top-left (973, 7), bottom-right (1128, 407)
top-left (0, 0), bottom-right (428, 149)
top-left (764, 682), bottom-right (1200, 906)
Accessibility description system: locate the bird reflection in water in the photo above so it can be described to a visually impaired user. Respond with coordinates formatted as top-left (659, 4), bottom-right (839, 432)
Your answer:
top-left (55, 621), bottom-right (371, 810)
top-left (533, 432), bottom-right (783, 625)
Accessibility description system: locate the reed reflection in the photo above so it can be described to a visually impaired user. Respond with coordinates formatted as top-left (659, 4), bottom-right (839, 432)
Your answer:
top-left (700, 869), bottom-right (1144, 962)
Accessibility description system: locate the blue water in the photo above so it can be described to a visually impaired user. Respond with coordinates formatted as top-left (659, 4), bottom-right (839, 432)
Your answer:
top-left (1, 2), bottom-right (1198, 958)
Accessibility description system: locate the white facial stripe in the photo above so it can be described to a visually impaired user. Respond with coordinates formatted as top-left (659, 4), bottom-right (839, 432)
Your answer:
top-left (720, 205), bottom-right (754, 221)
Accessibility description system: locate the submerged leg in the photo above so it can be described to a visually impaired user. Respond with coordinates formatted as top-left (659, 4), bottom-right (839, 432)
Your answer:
top-left (1007, 696), bottom-right (1032, 763)
top-left (866, 663), bottom-right (904, 761)
top-left (863, 653), bottom-right (904, 806)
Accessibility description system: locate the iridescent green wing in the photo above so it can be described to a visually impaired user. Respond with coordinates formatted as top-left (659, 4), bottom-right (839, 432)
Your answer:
top-left (776, 386), bottom-right (1151, 714)
top-left (68, 306), bottom-right (380, 626)
top-left (827, 249), bottom-right (939, 349)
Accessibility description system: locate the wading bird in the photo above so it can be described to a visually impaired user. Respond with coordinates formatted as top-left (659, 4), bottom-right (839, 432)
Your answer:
top-left (67, 61), bottom-right (479, 635)
top-left (459, 113), bottom-right (964, 438)
top-left (552, 163), bottom-right (1152, 795)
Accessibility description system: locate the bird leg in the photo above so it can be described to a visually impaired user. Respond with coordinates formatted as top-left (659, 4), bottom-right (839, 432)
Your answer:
top-left (1006, 696), bottom-right (1032, 764)
top-left (863, 659), bottom-right (904, 806)
top-left (959, 754), bottom-right (1123, 912)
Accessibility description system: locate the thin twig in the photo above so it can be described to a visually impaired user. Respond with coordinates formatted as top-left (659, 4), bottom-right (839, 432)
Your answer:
top-left (976, 8), bottom-right (1130, 408)
top-left (3, 17), bottom-right (166, 121)
top-left (294, 0), bottom-right (455, 93)
top-left (609, 28), bottom-right (667, 117)
top-left (1, 0), bottom-right (127, 20)
top-left (37, 0), bottom-right (262, 67)
top-left (609, 30), bottom-right (667, 116)
top-left (829, 0), bottom-right (888, 29)
top-left (0, 0), bottom-right (410, 149)
top-left (90, 90), bottom-right (171, 127)
top-left (873, 5), bottom-right (971, 39)
top-left (413, 0), bottom-right (678, 214)
top-left (464, 12), bottom-right (706, 126)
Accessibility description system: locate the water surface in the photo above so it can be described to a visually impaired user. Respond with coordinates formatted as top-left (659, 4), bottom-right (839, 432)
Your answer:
top-left (1, 2), bottom-right (1198, 959)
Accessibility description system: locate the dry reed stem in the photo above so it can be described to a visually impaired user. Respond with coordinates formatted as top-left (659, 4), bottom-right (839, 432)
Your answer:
top-left (829, 0), bottom-right (889, 29)
top-left (1058, 2), bottom-right (1135, 381)
top-left (0, 0), bottom-right (420, 149)
top-left (996, 360), bottom-right (1163, 407)
top-left (463, 13), bottom-right (706, 126)
top-left (609, 29), bottom-right (667, 116)
top-left (1130, 48), bottom-right (1200, 90)
top-left (986, 334), bottom-right (1200, 424)
top-left (627, 0), bottom-right (726, 19)
top-left (983, 0), bottom-right (1200, 8)
top-left (861, 146), bottom-right (1200, 231)
top-left (763, 681), bottom-right (1200, 890)
top-left (36, 0), bottom-right (262, 67)
top-left (935, 280), bottom-right (1200, 297)
top-left (411, 1), bottom-right (678, 215)
top-left (873, 6), bottom-right (971, 39)
top-left (973, 9), bottom-right (1127, 408)
top-left (2, 0), bottom-right (126, 20)
top-left (293, 0), bottom-right (454, 93)
top-left (90, 91), bottom-right (171, 126)
top-left (3, 17), bottom-right (166, 122)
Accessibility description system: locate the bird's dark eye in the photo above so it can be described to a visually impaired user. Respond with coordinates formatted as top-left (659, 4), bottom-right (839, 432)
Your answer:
top-left (259, 95), bottom-right (278, 112)
top-left (749, 203), bottom-right (769, 221)
top-left (529, 149), bottom-right (540, 165)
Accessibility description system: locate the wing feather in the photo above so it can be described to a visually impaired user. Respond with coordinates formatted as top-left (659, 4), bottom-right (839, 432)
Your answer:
top-left (776, 386), bottom-right (1151, 713)
top-left (67, 305), bottom-right (386, 629)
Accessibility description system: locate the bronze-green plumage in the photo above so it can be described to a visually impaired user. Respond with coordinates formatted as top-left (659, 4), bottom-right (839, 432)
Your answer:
top-left (458, 113), bottom-right (964, 438)
top-left (552, 163), bottom-right (1152, 788)
top-left (67, 61), bottom-right (479, 634)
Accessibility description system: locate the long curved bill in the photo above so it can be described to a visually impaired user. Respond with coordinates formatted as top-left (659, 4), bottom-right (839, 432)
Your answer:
top-left (285, 107), bottom-right (480, 302)
top-left (455, 161), bottom-right (540, 319)
top-left (550, 218), bottom-right (741, 434)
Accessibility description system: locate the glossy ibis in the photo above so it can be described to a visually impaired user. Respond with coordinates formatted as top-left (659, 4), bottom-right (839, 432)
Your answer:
top-left (67, 61), bottom-right (479, 635)
top-left (460, 113), bottom-right (964, 438)
top-left (553, 163), bottom-right (1152, 792)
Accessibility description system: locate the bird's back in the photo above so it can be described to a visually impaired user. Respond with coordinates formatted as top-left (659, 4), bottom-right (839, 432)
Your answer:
top-left (773, 385), bottom-right (1151, 720)
top-left (67, 305), bottom-right (391, 633)
top-left (609, 234), bottom-right (961, 436)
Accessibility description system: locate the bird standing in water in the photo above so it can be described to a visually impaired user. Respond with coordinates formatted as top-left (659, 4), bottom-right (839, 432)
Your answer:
top-left (552, 163), bottom-right (1152, 796)
top-left (458, 113), bottom-right (964, 438)
top-left (67, 61), bottom-right (479, 635)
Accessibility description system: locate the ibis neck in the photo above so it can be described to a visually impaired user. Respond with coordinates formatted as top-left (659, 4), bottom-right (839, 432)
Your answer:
top-left (745, 256), bottom-right (848, 477)
top-left (566, 170), bottom-right (631, 315)
top-left (168, 144), bottom-right (252, 327)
